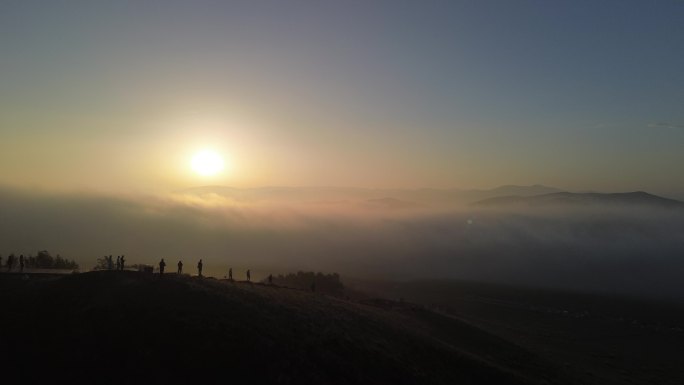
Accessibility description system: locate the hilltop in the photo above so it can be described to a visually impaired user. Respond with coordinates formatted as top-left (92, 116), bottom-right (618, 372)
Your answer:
top-left (0, 271), bottom-right (574, 385)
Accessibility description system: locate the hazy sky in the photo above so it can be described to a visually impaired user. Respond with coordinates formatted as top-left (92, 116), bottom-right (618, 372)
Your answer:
top-left (1, 1), bottom-right (683, 193)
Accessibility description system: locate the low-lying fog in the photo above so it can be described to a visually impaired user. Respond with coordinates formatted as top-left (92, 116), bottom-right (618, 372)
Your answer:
top-left (1, 185), bottom-right (683, 300)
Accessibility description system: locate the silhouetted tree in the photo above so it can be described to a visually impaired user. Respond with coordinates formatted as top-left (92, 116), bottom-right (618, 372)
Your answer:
top-left (94, 256), bottom-right (109, 270)
top-left (30, 250), bottom-right (79, 269)
top-left (35, 250), bottom-right (54, 268)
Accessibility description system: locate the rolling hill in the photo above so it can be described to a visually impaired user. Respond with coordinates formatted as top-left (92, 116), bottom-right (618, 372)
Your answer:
top-left (0, 271), bottom-right (575, 385)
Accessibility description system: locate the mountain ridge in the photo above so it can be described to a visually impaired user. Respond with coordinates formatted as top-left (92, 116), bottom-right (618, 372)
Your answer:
top-left (473, 191), bottom-right (684, 208)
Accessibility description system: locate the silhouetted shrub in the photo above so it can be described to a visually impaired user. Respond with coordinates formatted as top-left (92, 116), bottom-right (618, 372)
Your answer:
top-left (32, 250), bottom-right (79, 269)
top-left (35, 250), bottom-right (54, 267)
top-left (93, 257), bottom-right (109, 270)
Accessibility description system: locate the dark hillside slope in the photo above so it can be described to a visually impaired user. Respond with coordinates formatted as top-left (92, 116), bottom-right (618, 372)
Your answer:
top-left (0, 271), bottom-right (573, 385)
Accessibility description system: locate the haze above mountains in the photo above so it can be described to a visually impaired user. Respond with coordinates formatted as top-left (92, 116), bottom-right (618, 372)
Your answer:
top-left (2, 183), bottom-right (683, 300)
top-left (179, 184), bottom-right (684, 210)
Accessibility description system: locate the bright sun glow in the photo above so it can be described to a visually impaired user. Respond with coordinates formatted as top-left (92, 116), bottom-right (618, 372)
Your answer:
top-left (191, 150), bottom-right (224, 176)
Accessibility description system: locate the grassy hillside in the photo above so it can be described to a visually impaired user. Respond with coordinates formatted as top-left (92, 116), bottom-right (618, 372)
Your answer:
top-left (0, 271), bottom-right (574, 384)
top-left (349, 278), bottom-right (684, 385)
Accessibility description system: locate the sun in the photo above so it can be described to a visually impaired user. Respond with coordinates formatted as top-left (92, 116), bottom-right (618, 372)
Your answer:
top-left (191, 150), bottom-right (224, 176)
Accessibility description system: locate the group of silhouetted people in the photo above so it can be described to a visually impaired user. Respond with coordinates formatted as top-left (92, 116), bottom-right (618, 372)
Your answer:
top-left (103, 255), bottom-right (125, 271)
top-left (99, 255), bottom-right (257, 280)
top-left (153, 259), bottom-right (259, 282)
top-left (226, 267), bottom-right (250, 282)
top-left (2, 254), bottom-right (26, 273)
top-left (147, 258), bottom-right (276, 284)
top-left (225, 268), bottom-right (276, 285)
top-left (3, 254), bottom-right (25, 273)
top-left (157, 258), bottom-right (202, 276)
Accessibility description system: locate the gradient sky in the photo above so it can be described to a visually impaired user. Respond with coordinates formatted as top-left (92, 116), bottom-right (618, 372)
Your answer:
top-left (1, 1), bottom-right (683, 194)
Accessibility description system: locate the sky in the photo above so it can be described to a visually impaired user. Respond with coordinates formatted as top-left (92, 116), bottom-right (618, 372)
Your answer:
top-left (1, 1), bottom-right (683, 194)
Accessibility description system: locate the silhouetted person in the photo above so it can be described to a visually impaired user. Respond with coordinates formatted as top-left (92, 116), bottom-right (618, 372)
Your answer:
top-left (120, 255), bottom-right (125, 271)
top-left (268, 274), bottom-right (273, 285)
top-left (228, 267), bottom-right (232, 280)
top-left (177, 260), bottom-right (183, 274)
top-left (116, 256), bottom-right (121, 271)
top-left (6, 255), bottom-right (14, 272)
top-left (197, 259), bottom-right (203, 277)
top-left (159, 258), bottom-right (166, 275)
top-left (246, 269), bottom-right (251, 282)
top-left (107, 255), bottom-right (113, 270)
top-left (19, 255), bottom-right (24, 273)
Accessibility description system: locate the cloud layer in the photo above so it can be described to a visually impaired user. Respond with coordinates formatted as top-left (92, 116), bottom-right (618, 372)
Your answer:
top-left (1, 186), bottom-right (683, 300)
top-left (648, 122), bottom-right (684, 129)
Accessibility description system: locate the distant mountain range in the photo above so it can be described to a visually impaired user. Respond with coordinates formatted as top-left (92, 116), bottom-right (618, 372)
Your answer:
top-left (177, 185), bottom-right (683, 209)
top-left (362, 197), bottom-right (422, 209)
top-left (473, 191), bottom-right (684, 209)
top-left (177, 184), bottom-right (562, 206)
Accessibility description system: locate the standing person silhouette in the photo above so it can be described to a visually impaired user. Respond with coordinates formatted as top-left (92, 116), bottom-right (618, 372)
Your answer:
top-left (107, 255), bottom-right (113, 270)
top-left (197, 259), bottom-right (203, 277)
top-left (6, 254), bottom-right (13, 272)
top-left (228, 267), bottom-right (232, 281)
top-left (116, 256), bottom-right (121, 271)
top-left (246, 269), bottom-right (251, 282)
top-left (177, 260), bottom-right (183, 274)
top-left (159, 258), bottom-right (166, 275)
top-left (120, 255), bottom-right (125, 271)
top-left (19, 255), bottom-right (24, 273)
